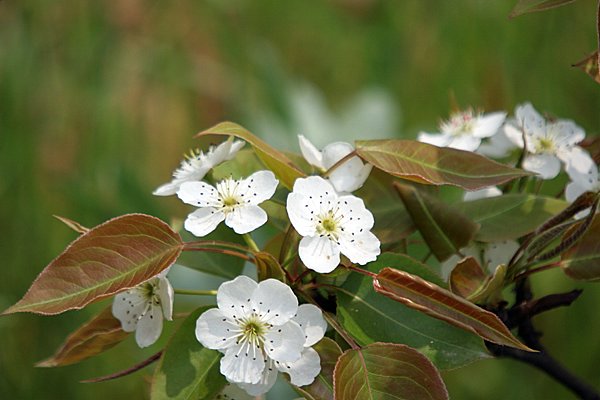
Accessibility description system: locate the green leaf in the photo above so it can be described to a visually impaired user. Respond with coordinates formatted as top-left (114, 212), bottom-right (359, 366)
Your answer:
top-left (293, 338), bottom-right (341, 400)
top-left (333, 343), bottom-right (449, 400)
top-left (510, 0), bottom-right (577, 18)
top-left (177, 226), bottom-right (245, 279)
top-left (395, 183), bottom-right (479, 261)
top-left (3, 214), bottom-right (183, 315)
top-left (355, 139), bottom-right (529, 190)
top-left (337, 253), bottom-right (489, 369)
top-left (196, 121), bottom-right (305, 189)
top-left (561, 215), bottom-right (600, 281)
top-left (151, 307), bottom-right (226, 400)
top-left (455, 194), bottom-right (567, 242)
top-left (36, 306), bottom-right (128, 367)
top-left (374, 268), bottom-right (532, 351)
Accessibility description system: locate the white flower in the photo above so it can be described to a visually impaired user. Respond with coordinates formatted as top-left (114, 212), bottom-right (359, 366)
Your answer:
top-left (286, 176), bottom-right (381, 273)
top-left (298, 135), bottom-right (372, 193)
top-left (177, 170), bottom-right (278, 237)
top-left (195, 276), bottom-right (327, 395)
top-left (504, 103), bottom-right (594, 180)
top-left (418, 109), bottom-right (506, 152)
top-left (153, 138), bottom-right (245, 196)
top-left (112, 269), bottom-right (174, 348)
top-left (463, 186), bottom-right (502, 201)
top-left (565, 162), bottom-right (599, 218)
top-left (441, 241), bottom-right (519, 280)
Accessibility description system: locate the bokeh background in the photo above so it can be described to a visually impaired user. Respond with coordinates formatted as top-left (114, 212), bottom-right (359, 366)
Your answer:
top-left (2, 1), bottom-right (600, 399)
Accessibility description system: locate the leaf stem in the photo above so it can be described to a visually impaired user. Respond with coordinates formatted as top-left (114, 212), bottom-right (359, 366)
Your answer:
top-left (183, 240), bottom-right (251, 254)
top-left (80, 351), bottom-right (162, 383)
top-left (183, 246), bottom-right (253, 263)
top-left (174, 288), bottom-right (217, 296)
top-left (344, 263), bottom-right (377, 278)
top-left (323, 150), bottom-right (358, 178)
top-left (243, 233), bottom-right (260, 253)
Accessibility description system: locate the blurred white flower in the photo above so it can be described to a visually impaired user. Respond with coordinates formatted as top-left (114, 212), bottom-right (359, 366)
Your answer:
top-left (566, 162), bottom-right (599, 218)
top-left (287, 176), bottom-right (380, 273)
top-left (504, 103), bottom-right (593, 180)
top-left (298, 135), bottom-right (372, 193)
top-left (418, 110), bottom-right (506, 152)
top-left (463, 186), bottom-right (502, 202)
top-left (154, 138), bottom-right (245, 196)
top-left (441, 241), bottom-right (519, 280)
top-left (112, 269), bottom-right (173, 348)
top-left (195, 276), bottom-right (326, 395)
top-left (177, 170), bottom-right (278, 236)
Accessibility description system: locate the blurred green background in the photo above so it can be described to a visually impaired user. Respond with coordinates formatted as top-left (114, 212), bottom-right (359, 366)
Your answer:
top-left (2, 1), bottom-right (600, 399)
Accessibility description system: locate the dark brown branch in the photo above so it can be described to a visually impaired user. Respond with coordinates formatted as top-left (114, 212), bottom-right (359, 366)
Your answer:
top-left (80, 350), bottom-right (162, 383)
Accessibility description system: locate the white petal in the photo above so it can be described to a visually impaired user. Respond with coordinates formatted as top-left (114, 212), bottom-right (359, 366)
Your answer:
top-left (565, 181), bottom-right (588, 203)
top-left (337, 195), bottom-right (375, 231)
top-left (153, 181), bottom-right (180, 197)
top-left (220, 343), bottom-right (265, 384)
top-left (483, 240), bottom-right (519, 273)
top-left (263, 321), bottom-right (306, 363)
top-left (292, 175), bottom-right (337, 199)
top-left (217, 275), bottom-right (258, 320)
top-left (292, 304), bottom-right (327, 347)
top-left (338, 231), bottom-right (381, 265)
top-left (207, 139), bottom-right (240, 167)
top-left (112, 290), bottom-right (148, 333)
top-left (286, 192), bottom-right (319, 237)
top-left (237, 170), bottom-right (279, 205)
top-left (227, 140), bottom-right (246, 159)
top-left (500, 121), bottom-right (525, 149)
top-left (321, 142), bottom-right (355, 169)
top-left (522, 154), bottom-right (561, 179)
top-left (447, 135), bottom-right (482, 152)
top-left (158, 276), bottom-right (174, 320)
top-left (298, 235), bottom-right (341, 273)
top-left (551, 120), bottom-right (585, 147)
top-left (277, 347), bottom-right (321, 387)
top-left (177, 181), bottom-right (220, 207)
top-left (516, 103), bottom-right (544, 135)
top-left (184, 208), bottom-right (225, 237)
top-left (251, 279), bottom-right (298, 326)
top-left (417, 132), bottom-right (452, 147)
top-left (472, 112), bottom-right (506, 138)
top-left (225, 205), bottom-right (268, 234)
top-left (463, 186), bottom-right (502, 201)
top-left (298, 135), bottom-right (324, 169)
top-left (135, 304), bottom-right (163, 348)
top-left (195, 308), bottom-right (239, 350)
top-left (236, 361), bottom-right (278, 396)
top-left (328, 158), bottom-right (372, 193)
top-left (561, 147), bottom-right (596, 183)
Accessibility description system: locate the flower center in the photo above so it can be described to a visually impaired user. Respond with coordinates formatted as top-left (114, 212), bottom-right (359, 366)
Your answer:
top-left (442, 112), bottom-right (475, 136)
top-left (316, 209), bottom-right (342, 240)
top-left (237, 314), bottom-right (268, 348)
top-left (535, 137), bottom-right (555, 153)
top-left (217, 178), bottom-right (242, 213)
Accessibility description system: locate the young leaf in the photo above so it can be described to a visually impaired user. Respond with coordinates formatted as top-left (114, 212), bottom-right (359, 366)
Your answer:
top-left (36, 306), bottom-right (128, 367)
top-left (449, 257), bottom-right (487, 299)
top-left (3, 214), bottom-right (183, 315)
top-left (395, 182), bottom-right (479, 261)
top-left (293, 338), bottom-right (341, 400)
top-left (54, 215), bottom-right (90, 234)
top-left (333, 343), bottom-right (449, 400)
top-left (355, 139), bottom-right (529, 190)
top-left (573, 51), bottom-right (600, 84)
top-left (195, 121), bottom-right (305, 189)
top-left (255, 251), bottom-right (286, 282)
top-left (374, 268), bottom-right (532, 351)
top-left (455, 194), bottom-right (567, 242)
top-left (337, 253), bottom-right (488, 370)
top-left (561, 215), bottom-right (600, 281)
top-left (510, 0), bottom-right (577, 18)
top-left (151, 307), bottom-right (226, 400)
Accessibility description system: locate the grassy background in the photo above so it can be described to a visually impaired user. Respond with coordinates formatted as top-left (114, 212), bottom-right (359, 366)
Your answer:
top-left (1, 1), bottom-right (599, 399)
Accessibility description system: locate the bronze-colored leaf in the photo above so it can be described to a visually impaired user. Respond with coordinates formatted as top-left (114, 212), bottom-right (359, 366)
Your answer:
top-left (449, 257), bottom-right (487, 299)
top-left (561, 215), bottom-right (600, 281)
top-left (573, 50), bottom-right (600, 85)
top-left (510, 0), bottom-right (577, 18)
top-left (54, 215), bottom-right (90, 234)
top-left (374, 267), bottom-right (532, 351)
top-left (36, 306), bottom-right (128, 367)
top-left (4, 214), bottom-right (183, 315)
top-left (255, 251), bottom-right (286, 282)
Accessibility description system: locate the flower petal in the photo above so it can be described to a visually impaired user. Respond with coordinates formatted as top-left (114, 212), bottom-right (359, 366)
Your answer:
top-left (483, 240), bottom-right (519, 273)
top-left (463, 186), bottom-right (502, 201)
top-left (237, 170), bottom-right (279, 205)
top-left (321, 142), bottom-right (354, 168)
top-left (298, 135), bottom-right (324, 169)
top-left (500, 121), bottom-right (525, 149)
top-left (217, 275), bottom-right (258, 320)
top-left (112, 290), bottom-right (148, 333)
top-left (417, 132), bottom-right (452, 147)
top-left (220, 343), bottom-right (265, 384)
top-left (561, 146), bottom-right (596, 184)
top-left (177, 181), bottom-right (220, 207)
top-left (292, 304), bottom-right (327, 347)
top-left (472, 112), bottom-right (506, 138)
top-left (158, 276), bottom-right (174, 321)
top-left (236, 360), bottom-right (278, 396)
top-left (153, 181), bottom-right (181, 197)
top-left (184, 208), bottom-right (225, 237)
top-left (338, 231), bottom-right (381, 265)
top-left (328, 158), bottom-right (372, 193)
top-left (135, 304), bottom-right (163, 348)
top-left (292, 176), bottom-right (337, 199)
top-left (277, 347), bottom-right (321, 387)
top-left (522, 154), bottom-right (561, 180)
top-left (337, 195), bottom-right (375, 231)
top-left (298, 235), bottom-right (341, 273)
top-left (251, 279), bottom-right (298, 325)
top-left (225, 205), bottom-right (268, 234)
top-left (447, 135), bottom-right (482, 152)
top-left (565, 181), bottom-right (588, 203)
top-left (195, 308), bottom-right (239, 350)
top-left (286, 192), bottom-right (319, 237)
top-left (264, 321), bottom-right (305, 363)
top-left (516, 103), bottom-right (544, 137)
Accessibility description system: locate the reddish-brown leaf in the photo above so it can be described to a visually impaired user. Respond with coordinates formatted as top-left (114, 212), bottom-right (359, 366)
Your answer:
top-left (449, 257), bottom-right (487, 299)
top-left (255, 251), bottom-right (286, 282)
top-left (195, 121), bottom-right (305, 189)
top-left (334, 343), bottom-right (448, 400)
top-left (36, 307), bottom-right (128, 367)
top-left (509, 0), bottom-right (577, 18)
top-left (573, 51), bottom-right (600, 85)
top-left (356, 139), bottom-right (529, 190)
top-left (374, 268), bottom-right (532, 351)
top-left (3, 214), bottom-right (183, 315)
top-left (54, 215), bottom-right (90, 234)
top-left (561, 215), bottom-right (600, 281)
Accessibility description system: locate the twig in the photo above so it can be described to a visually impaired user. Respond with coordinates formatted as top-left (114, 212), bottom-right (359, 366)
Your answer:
top-left (80, 351), bottom-right (162, 383)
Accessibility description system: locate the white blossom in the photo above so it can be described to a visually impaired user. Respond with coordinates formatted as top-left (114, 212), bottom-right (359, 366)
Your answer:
top-left (298, 135), bottom-right (372, 193)
top-left (195, 276), bottom-right (327, 396)
top-left (418, 109), bottom-right (506, 152)
top-left (504, 103), bottom-right (594, 180)
top-left (441, 241), bottom-right (519, 280)
top-left (565, 162), bottom-right (599, 218)
top-left (112, 269), bottom-right (173, 348)
top-left (463, 186), bottom-right (502, 202)
top-left (287, 176), bottom-right (380, 273)
top-left (177, 170), bottom-right (278, 237)
top-left (154, 138), bottom-right (245, 196)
